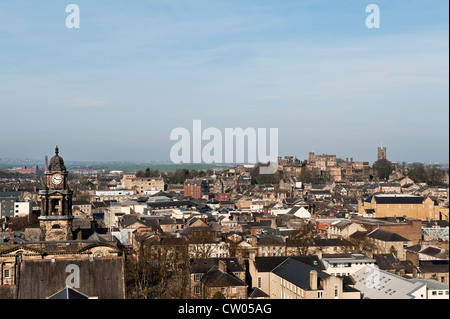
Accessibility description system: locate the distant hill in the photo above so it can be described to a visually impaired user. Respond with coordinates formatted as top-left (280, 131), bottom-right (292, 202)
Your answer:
top-left (105, 163), bottom-right (233, 173)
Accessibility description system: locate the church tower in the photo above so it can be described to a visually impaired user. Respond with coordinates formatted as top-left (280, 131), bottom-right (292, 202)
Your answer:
top-left (377, 146), bottom-right (387, 161)
top-left (38, 146), bottom-right (74, 241)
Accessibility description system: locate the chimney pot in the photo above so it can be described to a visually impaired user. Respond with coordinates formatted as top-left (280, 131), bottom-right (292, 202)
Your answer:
top-left (218, 260), bottom-right (227, 273)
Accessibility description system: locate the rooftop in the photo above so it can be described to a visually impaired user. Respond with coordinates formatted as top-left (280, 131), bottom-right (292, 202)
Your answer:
top-left (352, 265), bottom-right (426, 299)
top-left (272, 257), bottom-right (330, 290)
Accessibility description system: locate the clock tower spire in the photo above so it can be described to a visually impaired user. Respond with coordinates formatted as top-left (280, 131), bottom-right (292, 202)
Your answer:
top-left (39, 146), bottom-right (74, 241)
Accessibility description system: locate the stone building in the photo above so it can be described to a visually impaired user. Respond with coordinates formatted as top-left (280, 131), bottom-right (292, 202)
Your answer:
top-left (358, 194), bottom-right (447, 221)
top-left (190, 259), bottom-right (247, 299)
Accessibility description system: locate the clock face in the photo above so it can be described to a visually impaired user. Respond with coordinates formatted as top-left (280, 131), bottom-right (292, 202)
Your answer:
top-left (51, 174), bottom-right (63, 186)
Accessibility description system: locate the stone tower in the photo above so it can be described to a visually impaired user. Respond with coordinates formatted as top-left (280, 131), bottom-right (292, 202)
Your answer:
top-left (378, 147), bottom-right (387, 161)
top-left (38, 146), bottom-right (74, 241)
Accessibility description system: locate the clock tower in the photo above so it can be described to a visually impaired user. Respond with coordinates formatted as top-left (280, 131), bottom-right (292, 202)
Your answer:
top-left (39, 146), bottom-right (74, 241)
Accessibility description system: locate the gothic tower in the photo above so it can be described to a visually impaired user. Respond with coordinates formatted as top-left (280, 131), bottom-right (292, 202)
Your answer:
top-left (377, 147), bottom-right (387, 161)
top-left (38, 146), bottom-right (74, 241)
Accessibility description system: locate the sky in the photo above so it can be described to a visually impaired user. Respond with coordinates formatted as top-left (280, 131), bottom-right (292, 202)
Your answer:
top-left (0, 0), bottom-right (448, 164)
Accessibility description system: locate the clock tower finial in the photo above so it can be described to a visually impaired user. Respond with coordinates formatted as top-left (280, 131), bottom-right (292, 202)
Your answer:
top-left (55, 145), bottom-right (59, 155)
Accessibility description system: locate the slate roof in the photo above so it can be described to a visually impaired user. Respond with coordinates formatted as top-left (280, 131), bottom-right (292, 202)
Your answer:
top-left (256, 235), bottom-right (285, 246)
top-left (418, 260), bottom-right (449, 274)
top-left (47, 286), bottom-right (90, 299)
top-left (190, 258), bottom-right (244, 274)
top-left (272, 257), bottom-right (330, 290)
top-left (201, 265), bottom-right (247, 288)
top-left (367, 229), bottom-right (410, 242)
top-left (254, 255), bottom-right (326, 272)
top-left (147, 200), bottom-right (197, 209)
top-left (374, 254), bottom-right (405, 271)
top-left (419, 247), bottom-right (448, 259)
top-left (249, 288), bottom-right (270, 298)
top-left (374, 195), bottom-right (426, 204)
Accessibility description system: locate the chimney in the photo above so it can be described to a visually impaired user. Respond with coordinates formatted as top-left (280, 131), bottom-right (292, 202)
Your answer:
top-left (271, 218), bottom-right (277, 229)
top-left (310, 270), bottom-right (318, 290)
top-left (218, 260), bottom-right (227, 273)
top-left (9, 228), bottom-right (14, 245)
top-left (316, 250), bottom-right (323, 260)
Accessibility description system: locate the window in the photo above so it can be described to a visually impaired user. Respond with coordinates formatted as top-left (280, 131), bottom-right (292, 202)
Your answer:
top-left (334, 285), bottom-right (339, 299)
top-left (432, 291), bottom-right (437, 295)
top-left (194, 286), bottom-right (201, 295)
top-left (318, 291), bottom-right (323, 299)
top-left (4, 270), bottom-right (9, 278)
top-left (258, 277), bottom-right (262, 289)
top-left (194, 274), bottom-right (202, 282)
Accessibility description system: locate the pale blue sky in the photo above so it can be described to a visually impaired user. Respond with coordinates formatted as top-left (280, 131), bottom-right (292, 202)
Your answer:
top-left (0, 0), bottom-right (448, 164)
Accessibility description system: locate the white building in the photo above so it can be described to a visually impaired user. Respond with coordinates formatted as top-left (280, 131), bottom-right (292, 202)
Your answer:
top-left (322, 254), bottom-right (376, 277)
top-left (408, 279), bottom-right (449, 299)
top-left (353, 265), bottom-right (427, 299)
top-left (13, 201), bottom-right (32, 217)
